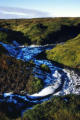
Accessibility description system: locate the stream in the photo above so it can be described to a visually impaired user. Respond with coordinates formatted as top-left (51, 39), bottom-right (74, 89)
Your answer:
top-left (0, 41), bottom-right (79, 117)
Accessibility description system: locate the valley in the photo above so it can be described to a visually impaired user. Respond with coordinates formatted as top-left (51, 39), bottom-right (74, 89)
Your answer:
top-left (0, 18), bottom-right (80, 120)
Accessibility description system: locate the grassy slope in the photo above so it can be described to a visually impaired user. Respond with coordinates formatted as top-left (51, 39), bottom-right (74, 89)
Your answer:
top-left (23, 95), bottom-right (80, 120)
top-left (0, 18), bottom-right (80, 45)
top-left (0, 45), bottom-right (43, 94)
top-left (0, 95), bottom-right (80, 120)
top-left (46, 34), bottom-right (80, 68)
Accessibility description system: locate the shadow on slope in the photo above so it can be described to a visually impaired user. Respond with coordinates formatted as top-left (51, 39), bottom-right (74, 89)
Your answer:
top-left (44, 24), bottom-right (80, 44)
top-left (0, 27), bottom-right (31, 45)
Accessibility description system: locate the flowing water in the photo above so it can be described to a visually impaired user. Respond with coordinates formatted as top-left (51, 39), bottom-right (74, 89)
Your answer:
top-left (0, 41), bottom-right (79, 117)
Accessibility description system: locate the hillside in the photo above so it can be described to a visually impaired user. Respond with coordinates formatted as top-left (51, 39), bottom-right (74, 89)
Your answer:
top-left (0, 18), bottom-right (80, 45)
top-left (23, 95), bottom-right (80, 120)
top-left (0, 45), bottom-right (43, 94)
top-left (46, 34), bottom-right (80, 69)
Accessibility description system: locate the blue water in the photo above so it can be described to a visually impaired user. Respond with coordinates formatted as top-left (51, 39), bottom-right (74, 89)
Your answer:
top-left (0, 42), bottom-right (73, 116)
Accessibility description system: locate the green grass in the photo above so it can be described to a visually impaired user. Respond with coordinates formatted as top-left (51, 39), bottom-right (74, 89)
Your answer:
top-left (23, 95), bottom-right (80, 120)
top-left (46, 34), bottom-right (80, 68)
top-left (0, 95), bottom-right (80, 120)
top-left (1, 18), bottom-right (80, 45)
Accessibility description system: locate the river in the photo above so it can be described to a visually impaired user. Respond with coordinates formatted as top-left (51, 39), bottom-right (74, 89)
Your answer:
top-left (0, 41), bottom-right (79, 117)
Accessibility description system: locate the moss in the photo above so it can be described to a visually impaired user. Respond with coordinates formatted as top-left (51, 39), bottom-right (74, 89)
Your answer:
top-left (40, 64), bottom-right (51, 73)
